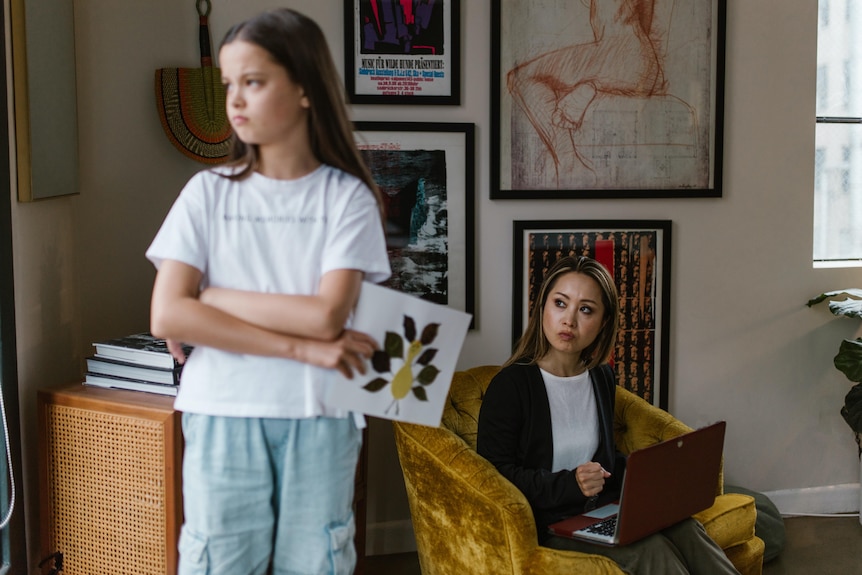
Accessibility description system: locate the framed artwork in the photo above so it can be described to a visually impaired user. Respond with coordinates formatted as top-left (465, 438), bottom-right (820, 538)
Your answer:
top-left (492, 0), bottom-right (726, 199)
top-left (11, 0), bottom-right (79, 201)
top-left (344, 0), bottom-right (461, 105)
top-left (354, 121), bottom-right (475, 326)
top-left (513, 220), bottom-right (672, 409)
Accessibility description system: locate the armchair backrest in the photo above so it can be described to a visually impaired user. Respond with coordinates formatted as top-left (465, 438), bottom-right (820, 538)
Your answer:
top-left (439, 365), bottom-right (499, 450)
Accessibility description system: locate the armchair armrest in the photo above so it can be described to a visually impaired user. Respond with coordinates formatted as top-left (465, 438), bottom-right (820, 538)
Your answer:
top-left (613, 386), bottom-right (693, 453)
top-left (525, 546), bottom-right (624, 575)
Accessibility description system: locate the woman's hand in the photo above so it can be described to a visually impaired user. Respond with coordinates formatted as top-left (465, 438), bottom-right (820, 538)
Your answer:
top-left (299, 329), bottom-right (378, 379)
top-left (575, 462), bottom-right (611, 497)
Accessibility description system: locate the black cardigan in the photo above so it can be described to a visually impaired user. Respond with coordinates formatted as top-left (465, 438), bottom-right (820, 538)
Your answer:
top-left (476, 362), bottom-right (626, 542)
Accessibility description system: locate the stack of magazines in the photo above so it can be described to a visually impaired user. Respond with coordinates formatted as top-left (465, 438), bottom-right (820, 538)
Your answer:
top-left (84, 333), bottom-right (192, 397)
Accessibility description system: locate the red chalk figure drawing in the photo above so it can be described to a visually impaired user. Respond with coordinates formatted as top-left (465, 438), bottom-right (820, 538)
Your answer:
top-left (503, 0), bottom-right (714, 191)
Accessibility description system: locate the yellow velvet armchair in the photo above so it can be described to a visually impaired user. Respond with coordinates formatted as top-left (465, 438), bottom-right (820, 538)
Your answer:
top-left (393, 365), bottom-right (765, 575)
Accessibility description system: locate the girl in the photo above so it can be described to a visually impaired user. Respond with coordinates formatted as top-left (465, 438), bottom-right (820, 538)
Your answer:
top-left (147, 9), bottom-right (390, 575)
top-left (477, 256), bottom-right (739, 574)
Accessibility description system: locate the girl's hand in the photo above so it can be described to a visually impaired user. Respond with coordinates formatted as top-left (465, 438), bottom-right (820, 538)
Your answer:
top-left (166, 339), bottom-right (188, 365)
top-left (198, 287), bottom-right (214, 306)
top-left (575, 462), bottom-right (611, 497)
top-left (300, 329), bottom-right (377, 379)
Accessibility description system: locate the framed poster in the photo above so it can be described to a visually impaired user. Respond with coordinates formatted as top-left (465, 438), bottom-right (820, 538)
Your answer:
top-left (492, 0), bottom-right (726, 199)
top-left (355, 121), bottom-right (475, 325)
top-left (513, 220), bottom-right (672, 409)
top-left (11, 0), bottom-right (79, 201)
top-left (344, 0), bottom-right (461, 105)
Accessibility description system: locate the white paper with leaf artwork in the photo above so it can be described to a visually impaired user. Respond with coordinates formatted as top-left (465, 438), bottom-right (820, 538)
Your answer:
top-left (325, 281), bottom-right (471, 427)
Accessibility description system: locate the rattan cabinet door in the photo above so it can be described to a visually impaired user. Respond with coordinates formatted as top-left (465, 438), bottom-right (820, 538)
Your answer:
top-left (38, 385), bottom-right (182, 575)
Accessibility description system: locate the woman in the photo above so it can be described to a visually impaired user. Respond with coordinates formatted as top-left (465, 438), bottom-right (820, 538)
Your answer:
top-left (477, 256), bottom-right (738, 574)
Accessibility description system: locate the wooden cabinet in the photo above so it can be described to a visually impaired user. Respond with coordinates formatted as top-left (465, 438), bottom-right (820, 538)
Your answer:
top-left (37, 384), bottom-right (182, 575)
top-left (37, 384), bottom-right (369, 574)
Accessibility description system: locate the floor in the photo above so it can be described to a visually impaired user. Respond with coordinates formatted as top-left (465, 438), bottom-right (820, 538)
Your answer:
top-left (363, 515), bottom-right (862, 574)
top-left (364, 551), bottom-right (421, 575)
top-left (762, 515), bottom-right (862, 575)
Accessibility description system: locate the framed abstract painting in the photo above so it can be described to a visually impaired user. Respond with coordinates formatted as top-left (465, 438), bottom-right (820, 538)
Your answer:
top-left (355, 121), bottom-right (475, 326)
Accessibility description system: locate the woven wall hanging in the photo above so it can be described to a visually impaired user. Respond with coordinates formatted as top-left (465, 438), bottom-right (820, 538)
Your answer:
top-left (155, 0), bottom-right (231, 164)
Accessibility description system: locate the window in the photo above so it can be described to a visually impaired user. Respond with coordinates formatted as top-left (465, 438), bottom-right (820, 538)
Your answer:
top-left (814, 0), bottom-right (862, 265)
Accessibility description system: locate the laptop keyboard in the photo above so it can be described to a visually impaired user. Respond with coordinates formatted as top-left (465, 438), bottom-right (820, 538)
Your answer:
top-left (584, 515), bottom-right (617, 536)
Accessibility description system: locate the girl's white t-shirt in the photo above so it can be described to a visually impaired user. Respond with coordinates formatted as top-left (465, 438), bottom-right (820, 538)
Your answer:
top-left (146, 165), bottom-right (391, 419)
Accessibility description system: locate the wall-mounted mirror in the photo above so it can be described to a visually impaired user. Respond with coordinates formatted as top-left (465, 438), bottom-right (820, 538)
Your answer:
top-left (9, 0), bottom-right (79, 201)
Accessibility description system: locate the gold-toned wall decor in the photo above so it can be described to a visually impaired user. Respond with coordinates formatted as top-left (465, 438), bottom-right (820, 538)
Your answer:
top-left (10, 0), bottom-right (79, 201)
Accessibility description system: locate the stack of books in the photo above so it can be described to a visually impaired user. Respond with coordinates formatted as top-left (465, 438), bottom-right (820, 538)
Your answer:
top-left (84, 333), bottom-right (192, 397)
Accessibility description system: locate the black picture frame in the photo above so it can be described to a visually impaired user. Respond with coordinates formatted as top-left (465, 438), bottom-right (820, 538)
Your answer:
top-left (492, 0), bottom-right (726, 199)
top-left (513, 220), bottom-right (672, 409)
top-left (344, 0), bottom-right (461, 105)
top-left (354, 121), bottom-right (475, 326)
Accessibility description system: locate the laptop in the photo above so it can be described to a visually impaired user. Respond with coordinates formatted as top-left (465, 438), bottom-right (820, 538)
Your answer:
top-left (547, 421), bottom-right (726, 546)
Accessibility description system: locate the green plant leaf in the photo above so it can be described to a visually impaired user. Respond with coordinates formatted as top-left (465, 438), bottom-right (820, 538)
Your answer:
top-left (827, 299), bottom-right (862, 319)
top-left (412, 386), bottom-right (428, 401)
top-left (371, 350), bottom-right (390, 373)
top-left (420, 323), bottom-right (441, 345)
top-left (417, 348), bottom-right (438, 365)
top-left (416, 365), bottom-right (440, 385)
top-left (834, 338), bottom-right (862, 382)
top-left (841, 382), bottom-right (862, 433)
top-left (363, 377), bottom-right (389, 392)
top-left (807, 289), bottom-right (862, 319)
top-left (403, 315), bottom-right (417, 342)
top-left (385, 331), bottom-right (404, 359)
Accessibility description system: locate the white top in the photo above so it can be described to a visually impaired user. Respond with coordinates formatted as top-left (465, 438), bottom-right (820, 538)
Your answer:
top-left (540, 369), bottom-right (599, 473)
top-left (146, 165), bottom-right (391, 419)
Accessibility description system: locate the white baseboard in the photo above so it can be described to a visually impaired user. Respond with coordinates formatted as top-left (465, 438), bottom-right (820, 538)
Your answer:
top-left (365, 519), bottom-right (417, 556)
top-left (762, 483), bottom-right (861, 516)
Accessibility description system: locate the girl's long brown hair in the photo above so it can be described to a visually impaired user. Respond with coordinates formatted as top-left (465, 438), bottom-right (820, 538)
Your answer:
top-left (218, 8), bottom-right (385, 220)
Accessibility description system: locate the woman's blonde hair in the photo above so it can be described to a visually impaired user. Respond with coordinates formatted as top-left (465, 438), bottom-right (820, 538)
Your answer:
top-left (218, 8), bottom-right (384, 219)
top-left (505, 256), bottom-right (619, 370)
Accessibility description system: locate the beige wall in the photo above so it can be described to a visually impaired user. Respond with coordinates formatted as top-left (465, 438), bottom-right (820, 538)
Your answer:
top-left (8, 0), bottom-right (861, 567)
